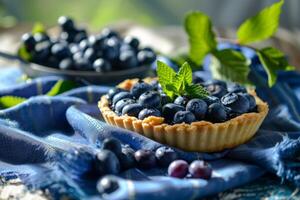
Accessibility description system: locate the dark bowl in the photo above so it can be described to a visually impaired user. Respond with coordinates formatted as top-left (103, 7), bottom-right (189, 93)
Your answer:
top-left (20, 61), bottom-right (154, 85)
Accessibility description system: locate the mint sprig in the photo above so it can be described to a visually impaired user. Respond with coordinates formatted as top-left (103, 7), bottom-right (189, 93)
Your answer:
top-left (157, 61), bottom-right (208, 100)
top-left (183, 0), bottom-right (294, 87)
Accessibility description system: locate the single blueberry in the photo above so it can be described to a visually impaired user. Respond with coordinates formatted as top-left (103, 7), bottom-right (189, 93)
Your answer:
top-left (174, 96), bottom-right (189, 106)
top-left (114, 98), bottom-right (135, 114)
top-left (79, 39), bottom-right (90, 51)
top-left (107, 88), bottom-right (125, 101)
top-left (173, 111), bottom-right (196, 124)
top-left (101, 28), bottom-right (120, 39)
top-left (205, 84), bottom-right (227, 98)
top-left (134, 149), bottom-right (156, 169)
top-left (227, 83), bottom-right (247, 93)
top-left (162, 103), bottom-right (185, 122)
top-left (21, 33), bottom-right (36, 51)
top-left (124, 36), bottom-right (139, 49)
top-left (138, 91), bottom-right (161, 108)
top-left (206, 103), bottom-right (227, 123)
top-left (95, 150), bottom-right (120, 175)
top-left (33, 33), bottom-right (50, 43)
top-left (203, 96), bottom-right (220, 105)
top-left (58, 16), bottom-right (75, 32)
top-left (221, 93), bottom-right (250, 114)
top-left (137, 49), bottom-right (156, 65)
top-left (155, 147), bottom-right (178, 167)
top-left (122, 103), bottom-right (143, 117)
top-left (102, 138), bottom-right (122, 156)
top-left (59, 58), bottom-right (73, 70)
top-left (93, 58), bottom-right (112, 72)
top-left (119, 50), bottom-right (138, 69)
top-left (186, 99), bottom-right (208, 120)
top-left (112, 92), bottom-right (133, 105)
top-left (168, 160), bottom-right (189, 178)
top-left (97, 176), bottom-right (119, 195)
top-left (130, 81), bottom-right (153, 98)
top-left (189, 160), bottom-right (212, 179)
top-left (240, 93), bottom-right (256, 111)
top-left (51, 43), bottom-right (71, 59)
top-left (84, 48), bottom-right (97, 63)
top-left (118, 152), bottom-right (136, 171)
top-left (138, 108), bottom-right (161, 120)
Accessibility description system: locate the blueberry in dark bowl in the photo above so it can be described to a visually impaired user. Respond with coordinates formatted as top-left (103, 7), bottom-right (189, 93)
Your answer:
top-left (155, 147), bottom-right (178, 167)
top-left (186, 99), bottom-right (208, 120)
top-left (174, 96), bottom-right (189, 106)
top-left (130, 81), bottom-right (153, 98)
top-left (58, 16), bottom-right (75, 32)
top-left (221, 93), bottom-right (250, 114)
top-left (134, 149), bottom-right (156, 169)
top-left (51, 43), bottom-right (71, 60)
top-left (173, 111), bottom-right (196, 124)
top-left (137, 49), bottom-right (156, 65)
top-left (114, 98), bottom-right (135, 114)
top-left (206, 102), bottom-right (227, 123)
top-left (22, 33), bottom-right (36, 52)
top-left (162, 103), bottom-right (185, 122)
top-left (112, 91), bottom-right (133, 105)
top-left (139, 91), bottom-right (161, 108)
top-left (122, 103), bottom-right (143, 117)
top-left (138, 108), bottom-right (161, 120)
top-left (101, 28), bottom-right (120, 39)
top-left (227, 83), bottom-right (247, 93)
top-left (59, 58), bottom-right (74, 70)
top-left (124, 36), bottom-right (139, 49)
top-left (119, 50), bottom-right (138, 69)
top-left (93, 58), bottom-right (112, 73)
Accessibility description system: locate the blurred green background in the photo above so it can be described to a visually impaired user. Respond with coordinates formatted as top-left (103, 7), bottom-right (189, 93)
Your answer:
top-left (0, 0), bottom-right (299, 30)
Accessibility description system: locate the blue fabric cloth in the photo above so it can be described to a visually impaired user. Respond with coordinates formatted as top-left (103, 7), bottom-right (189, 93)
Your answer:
top-left (0, 44), bottom-right (299, 200)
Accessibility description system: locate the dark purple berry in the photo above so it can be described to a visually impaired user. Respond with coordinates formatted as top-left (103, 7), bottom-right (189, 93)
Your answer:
top-left (189, 160), bottom-right (212, 179)
top-left (168, 160), bottom-right (189, 178)
top-left (134, 149), bottom-right (156, 169)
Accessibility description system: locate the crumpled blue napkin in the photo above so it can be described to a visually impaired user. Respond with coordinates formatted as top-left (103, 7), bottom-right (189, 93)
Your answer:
top-left (0, 44), bottom-right (299, 200)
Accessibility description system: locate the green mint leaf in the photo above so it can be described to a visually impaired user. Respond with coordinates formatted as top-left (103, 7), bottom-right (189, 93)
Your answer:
top-left (18, 44), bottom-right (32, 61)
top-left (178, 62), bottom-right (193, 84)
top-left (237, 0), bottom-right (284, 44)
top-left (46, 80), bottom-right (78, 96)
top-left (185, 83), bottom-right (209, 99)
top-left (0, 96), bottom-right (26, 109)
top-left (257, 47), bottom-right (294, 87)
top-left (211, 49), bottom-right (251, 85)
top-left (32, 22), bottom-right (46, 34)
top-left (184, 11), bottom-right (217, 65)
top-left (156, 60), bottom-right (176, 98)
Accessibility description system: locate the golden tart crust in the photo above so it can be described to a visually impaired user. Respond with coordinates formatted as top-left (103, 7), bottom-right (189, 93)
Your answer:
top-left (99, 79), bottom-right (269, 152)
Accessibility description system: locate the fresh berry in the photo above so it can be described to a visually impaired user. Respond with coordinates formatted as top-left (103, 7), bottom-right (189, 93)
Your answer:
top-left (137, 49), bottom-right (156, 64)
top-left (162, 103), bottom-right (185, 122)
top-left (160, 93), bottom-right (171, 106)
top-left (21, 33), bottom-right (36, 51)
top-left (124, 36), bottom-right (139, 49)
top-left (174, 96), bottom-right (189, 106)
top-left (240, 93), bottom-right (256, 111)
top-left (58, 16), bottom-right (75, 32)
top-left (122, 103), bottom-right (143, 117)
top-left (130, 81), bottom-right (152, 98)
top-left (119, 51), bottom-right (138, 68)
top-left (59, 58), bottom-right (73, 70)
top-left (139, 91), bottom-right (161, 108)
top-left (93, 58), bottom-right (112, 72)
top-left (95, 150), bottom-right (120, 175)
top-left (138, 108), bottom-right (161, 120)
top-left (192, 75), bottom-right (204, 84)
top-left (168, 160), bottom-right (189, 178)
top-left (83, 48), bottom-right (97, 62)
top-left (206, 103), bottom-right (227, 122)
top-left (203, 96), bottom-right (220, 105)
top-left (51, 43), bottom-right (71, 59)
top-left (205, 84), bottom-right (227, 98)
top-left (227, 83), bottom-right (247, 93)
top-left (114, 98), bottom-right (135, 114)
top-left (97, 176), bottom-right (119, 195)
top-left (102, 138), bottom-right (122, 156)
top-left (221, 93), bottom-right (250, 114)
top-left (186, 99), bottom-right (207, 120)
top-left (33, 33), bottom-right (49, 43)
top-left (112, 92), bottom-right (133, 105)
top-left (134, 149), bottom-right (156, 169)
top-left (203, 80), bottom-right (227, 89)
top-left (101, 28), bottom-right (120, 39)
top-left (173, 111), bottom-right (196, 124)
top-left (107, 88), bottom-right (125, 101)
top-left (189, 160), bottom-right (212, 179)
top-left (155, 147), bottom-right (178, 167)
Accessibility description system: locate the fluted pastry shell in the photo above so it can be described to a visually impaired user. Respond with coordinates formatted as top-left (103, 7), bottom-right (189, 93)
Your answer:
top-left (99, 79), bottom-right (269, 152)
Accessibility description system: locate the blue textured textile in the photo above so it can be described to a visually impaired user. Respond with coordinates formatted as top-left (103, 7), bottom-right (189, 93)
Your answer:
top-left (0, 44), bottom-right (299, 199)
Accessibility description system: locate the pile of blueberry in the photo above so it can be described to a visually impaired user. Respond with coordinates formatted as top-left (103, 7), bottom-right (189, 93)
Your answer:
top-left (95, 138), bottom-right (213, 196)
top-left (107, 78), bottom-right (257, 124)
top-left (20, 16), bottom-right (156, 72)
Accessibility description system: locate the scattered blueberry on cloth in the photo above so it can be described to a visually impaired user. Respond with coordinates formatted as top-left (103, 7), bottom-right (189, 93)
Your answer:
top-left (0, 44), bottom-right (299, 200)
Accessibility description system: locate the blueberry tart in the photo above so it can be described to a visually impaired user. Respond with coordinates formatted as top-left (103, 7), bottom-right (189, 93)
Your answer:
top-left (99, 77), bottom-right (268, 152)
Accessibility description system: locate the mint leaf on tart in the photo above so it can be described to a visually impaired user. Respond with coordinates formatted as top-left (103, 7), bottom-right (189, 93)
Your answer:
top-left (184, 11), bottom-right (217, 66)
top-left (257, 47), bottom-right (295, 87)
top-left (211, 49), bottom-right (251, 85)
top-left (157, 61), bottom-right (208, 99)
top-left (237, 0), bottom-right (284, 44)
